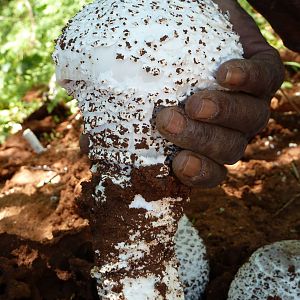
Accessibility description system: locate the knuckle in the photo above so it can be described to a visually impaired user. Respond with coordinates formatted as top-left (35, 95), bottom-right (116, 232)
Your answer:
top-left (173, 120), bottom-right (206, 152)
top-left (221, 134), bottom-right (247, 164)
top-left (252, 66), bottom-right (269, 94)
top-left (193, 123), bottom-right (211, 148)
top-left (176, 119), bottom-right (195, 146)
top-left (251, 101), bottom-right (270, 135)
top-left (260, 102), bottom-right (271, 125)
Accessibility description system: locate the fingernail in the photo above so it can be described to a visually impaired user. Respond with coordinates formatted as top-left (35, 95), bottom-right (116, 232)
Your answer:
top-left (194, 98), bottom-right (218, 119)
top-left (181, 155), bottom-right (202, 177)
top-left (162, 110), bottom-right (186, 134)
top-left (224, 67), bottom-right (247, 85)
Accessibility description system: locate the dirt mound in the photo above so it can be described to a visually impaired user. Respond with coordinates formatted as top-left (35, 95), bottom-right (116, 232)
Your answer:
top-left (0, 93), bottom-right (299, 299)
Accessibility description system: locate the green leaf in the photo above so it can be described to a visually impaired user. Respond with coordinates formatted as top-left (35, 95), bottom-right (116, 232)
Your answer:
top-left (284, 61), bottom-right (300, 70)
top-left (281, 81), bottom-right (293, 90)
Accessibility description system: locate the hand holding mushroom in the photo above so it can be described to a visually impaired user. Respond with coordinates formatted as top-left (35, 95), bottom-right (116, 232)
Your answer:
top-left (157, 0), bottom-right (284, 188)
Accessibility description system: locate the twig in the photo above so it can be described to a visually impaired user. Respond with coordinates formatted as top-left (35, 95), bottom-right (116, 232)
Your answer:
top-left (273, 193), bottom-right (300, 217)
top-left (36, 173), bottom-right (61, 189)
top-left (55, 146), bottom-right (80, 152)
top-left (68, 110), bottom-right (81, 123)
top-left (291, 161), bottom-right (300, 182)
top-left (23, 0), bottom-right (37, 46)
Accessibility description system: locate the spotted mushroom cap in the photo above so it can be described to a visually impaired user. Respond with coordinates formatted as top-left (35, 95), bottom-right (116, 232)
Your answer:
top-left (54, 0), bottom-right (242, 94)
top-left (53, 0), bottom-right (243, 190)
top-left (228, 240), bottom-right (300, 300)
top-left (175, 215), bottom-right (209, 300)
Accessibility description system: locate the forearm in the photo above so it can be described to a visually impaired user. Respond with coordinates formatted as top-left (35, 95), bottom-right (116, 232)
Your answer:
top-left (213, 0), bottom-right (274, 58)
top-left (248, 0), bottom-right (300, 52)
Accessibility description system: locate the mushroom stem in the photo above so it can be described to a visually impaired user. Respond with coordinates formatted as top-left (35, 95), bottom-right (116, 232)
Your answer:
top-left (80, 159), bottom-right (190, 298)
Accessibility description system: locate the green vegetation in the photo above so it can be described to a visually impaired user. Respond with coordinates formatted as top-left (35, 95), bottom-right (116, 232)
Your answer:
top-left (0, 0), bottom-right (90, 143)
top-left (238, 0), bottom-right (284, 50)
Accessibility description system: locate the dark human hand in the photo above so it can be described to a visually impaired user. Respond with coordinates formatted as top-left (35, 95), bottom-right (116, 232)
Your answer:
top-left (156, 0), bottom-right (284, 188)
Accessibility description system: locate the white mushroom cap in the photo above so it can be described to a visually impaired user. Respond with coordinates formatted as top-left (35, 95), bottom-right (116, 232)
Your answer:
top-left (228, 240), bottom-right (300, 300)
top-left (53, 0), bottom-right (243, 188)
top-left (175, 215), bottom-right (209, 300)
top-left (54, 0), bottom-right (242, 94)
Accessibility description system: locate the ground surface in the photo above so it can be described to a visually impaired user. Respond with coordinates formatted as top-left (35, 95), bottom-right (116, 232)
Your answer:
top-left (0, 51), bottom-right (299, 299)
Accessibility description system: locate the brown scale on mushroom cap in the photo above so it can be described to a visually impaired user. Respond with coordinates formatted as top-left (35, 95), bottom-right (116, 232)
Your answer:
top-left (228, 240), bottom-right (300, 300)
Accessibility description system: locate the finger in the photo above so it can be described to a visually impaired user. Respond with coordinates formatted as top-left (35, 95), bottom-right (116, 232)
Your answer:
top-left (216, 50), bottom-right (284, 98)
top-left (172, 150), bottom-right (227, 188)
top-left (156, 107), bottom-right (248, 165)
top-left (185, 90), bottom-right (270, 137)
